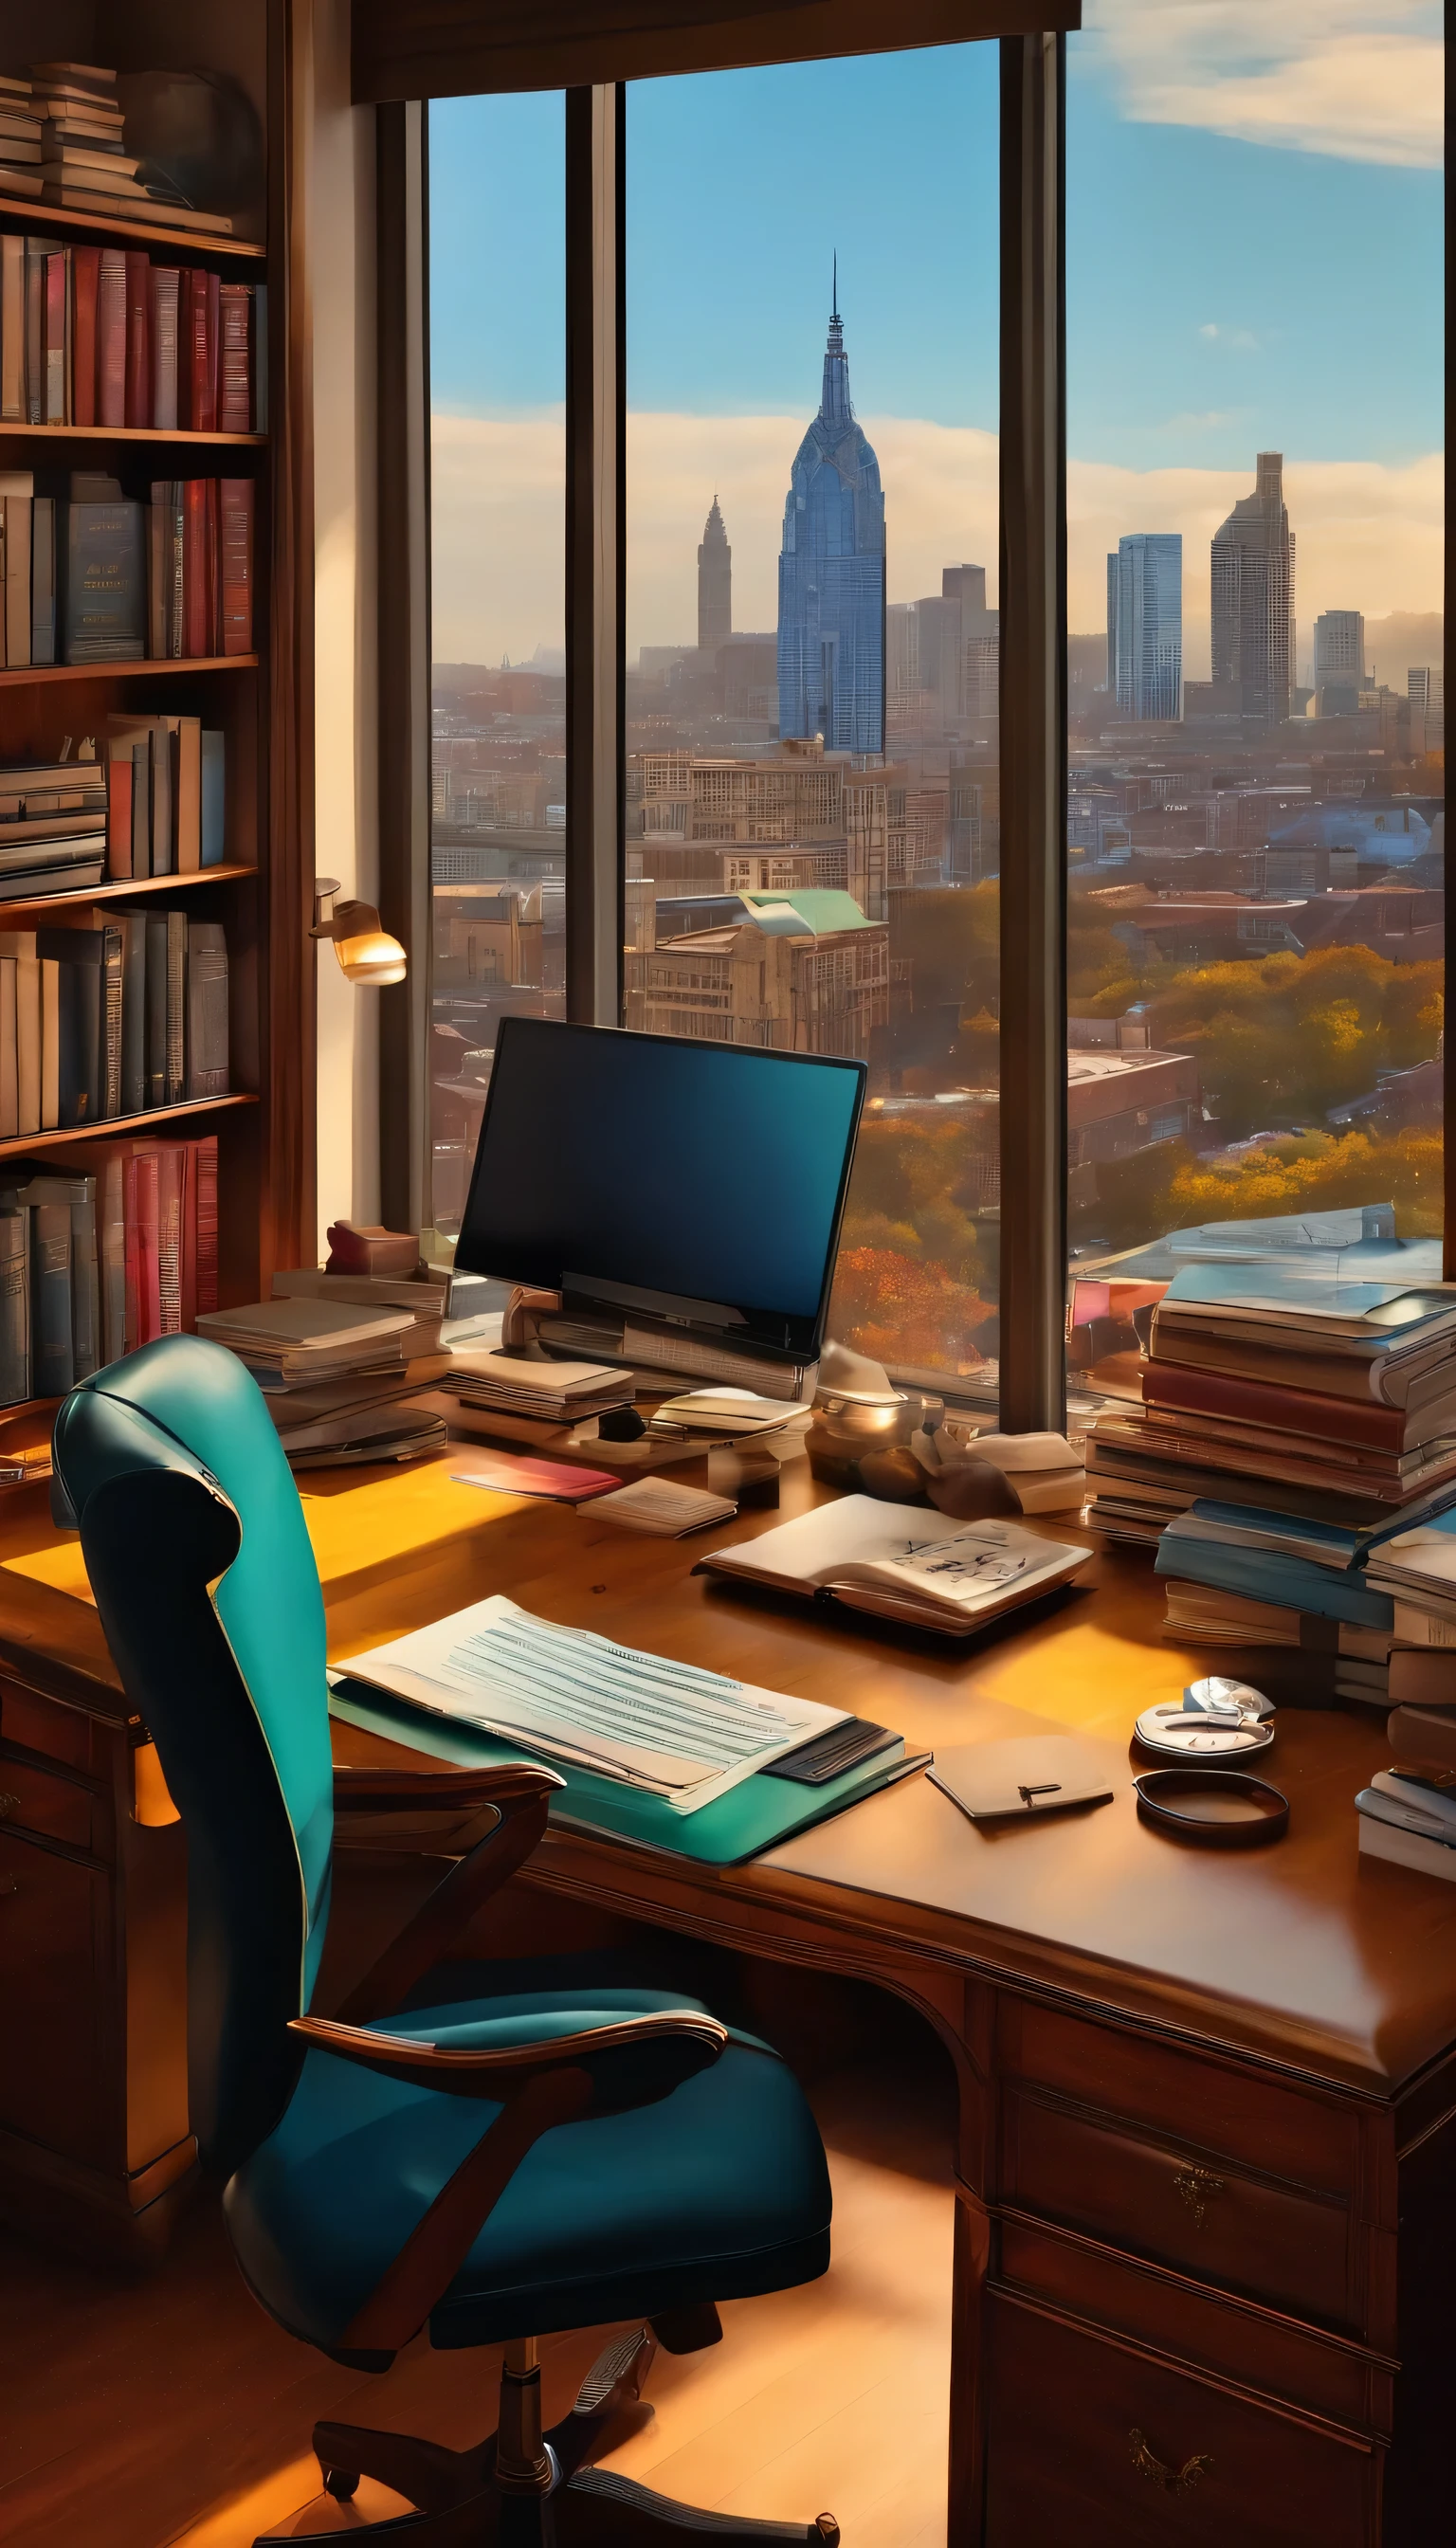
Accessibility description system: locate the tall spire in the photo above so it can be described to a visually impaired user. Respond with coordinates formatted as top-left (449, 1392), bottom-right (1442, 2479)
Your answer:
top-left (832, 251), bottom-right (838, 321)
top-left (821, 265), bottom-right (849, 424)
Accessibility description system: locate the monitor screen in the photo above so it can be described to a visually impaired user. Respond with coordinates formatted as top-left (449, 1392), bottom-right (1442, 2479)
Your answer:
top-left (455, 1020), bottom-right (866, 1361)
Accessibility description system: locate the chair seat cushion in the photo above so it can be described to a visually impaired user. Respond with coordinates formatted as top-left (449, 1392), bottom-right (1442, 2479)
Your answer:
top-left (225, 1987), bottom-right (831, 2357)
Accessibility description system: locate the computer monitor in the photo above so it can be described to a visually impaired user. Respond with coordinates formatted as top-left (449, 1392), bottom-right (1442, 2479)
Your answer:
top-left (454, 1019), bottom-right (866, 1369)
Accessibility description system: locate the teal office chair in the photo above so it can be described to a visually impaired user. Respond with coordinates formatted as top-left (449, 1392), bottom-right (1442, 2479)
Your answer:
top-left (53, 1337), bottom-right (836, 2548)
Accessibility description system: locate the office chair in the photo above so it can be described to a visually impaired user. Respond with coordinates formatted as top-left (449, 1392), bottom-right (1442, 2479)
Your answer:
top-left (53, 1337), bottom-right (837, 2548)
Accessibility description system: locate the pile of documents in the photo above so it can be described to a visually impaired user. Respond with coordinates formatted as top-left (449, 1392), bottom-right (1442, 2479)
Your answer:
top-left (444, 1346), bottom-right (633, 1425)
top-left (198, 1295), bottom-right (447, 1467)
top-left (1084, 1259), bottom-right (1456, 1712)
top-left (1346, 1513), bottom-right (1456, 1881)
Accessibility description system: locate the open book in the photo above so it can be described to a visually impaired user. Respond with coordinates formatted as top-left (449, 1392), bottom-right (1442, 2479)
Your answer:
top-left (697, 1496), bottom-right (1092, 1635)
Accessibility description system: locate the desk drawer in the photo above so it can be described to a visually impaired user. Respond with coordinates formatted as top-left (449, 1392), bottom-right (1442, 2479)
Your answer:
top-left (0, 1755), bottom-right (103, 1855)
top-left (1002, 2084), bottom-right (1356, 2330)
top-left (985, 2295), bottom-right (1375, 2548)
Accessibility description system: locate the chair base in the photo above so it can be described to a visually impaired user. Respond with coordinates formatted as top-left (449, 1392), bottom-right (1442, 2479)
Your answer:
top-left (257, 2327), bottom-right (838, 2548)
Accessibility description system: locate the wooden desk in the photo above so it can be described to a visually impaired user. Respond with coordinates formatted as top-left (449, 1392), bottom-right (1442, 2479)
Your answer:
top-left (2, 1451), bottom-right (1452, 2545)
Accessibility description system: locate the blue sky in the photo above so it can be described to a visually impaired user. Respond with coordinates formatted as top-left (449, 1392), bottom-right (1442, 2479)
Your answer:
top-left (427, 32), bottom-right (1445, 472)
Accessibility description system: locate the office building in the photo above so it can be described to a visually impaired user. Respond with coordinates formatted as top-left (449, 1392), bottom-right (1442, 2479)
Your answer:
top-left (1315, 610), bottom-right (1367, 719)
top-left (1409, 664), bottom-right (1445, 751)
top-left (624, 887), bottom-right (888, 1059)
top-left (777, 287), bottom-right (886, 754)
top-left (1110, 534), bottom-right (1182, 721)
top-left (697, 494), bottom-right (732, 652)
top-left (1210, 451), bottom-right (1297, 724)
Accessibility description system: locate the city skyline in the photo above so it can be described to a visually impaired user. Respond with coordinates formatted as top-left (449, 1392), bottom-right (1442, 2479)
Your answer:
top-left (776, 293), bottom-right (886, 754)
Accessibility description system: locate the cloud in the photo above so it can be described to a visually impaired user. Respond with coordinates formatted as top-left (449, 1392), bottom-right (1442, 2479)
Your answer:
top-left (431, 410), bottom-right (1443, 682)
top-left (1083, 0), bottom-right (1445, 169)
top-left (1199, 324), bottom-right (1261, 351)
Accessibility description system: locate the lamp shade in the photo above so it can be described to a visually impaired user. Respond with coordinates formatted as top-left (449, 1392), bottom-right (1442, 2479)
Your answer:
top-left (329, 900), bottom-right (408, 987)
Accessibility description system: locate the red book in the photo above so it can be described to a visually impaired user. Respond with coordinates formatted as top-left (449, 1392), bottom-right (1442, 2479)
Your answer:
top-left (184, 270), bottom-right (214, 430)
top-left (193, 1137), bottom-right (218, 1318)
top-left (156, 1145), bottom-right (184, 1335)
top-left (97, 248), bottom-right (126, 427)
top-left (125, 1148), bottom-right (161, 1348)
top-left (217, 283), bottom-right (251, 433)
top-left (219, 478), bottom-right (253, 656)
top-left (182, 478), bottom-right (209, 658)
top-left (106, 755), bottom-right (133, 879)
top-left (123, 249), bottom-right (150, 428)
top-left (205, 272), bottom-right (220, 427)
top-left (71, 245), bottom-right (100, 428)
top-left (206, 476), bottom-right (220, 654)
top-left (1140, 1358), bottom-right (1426, 1453)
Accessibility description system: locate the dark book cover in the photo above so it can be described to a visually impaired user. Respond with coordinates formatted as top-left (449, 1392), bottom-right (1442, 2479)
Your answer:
top-left (37, 926), bottom-right (104, 1125)
top-left (100, 921), bottom-right (123, 1117)
top-left (132, 740), bottom-right (150, 879)
top-left (185, 921), bottom-right (228, 1100)
top-left (71, 243), bottom-right (100, 428)
top-left (220, 478), bottom-right (253, 654)
top-left (29, 494), bottom-right (55, 664)
top-left (118, 913), bottom-right (146, 1115)
top-left (165, 908), bottom-right (187, 1103)
top-left (27, 1198), bottom-right (71, 1393)
top-left (144, 912), bottom-right (167, 1105)
top-left (123, 247), bottom-right (150, 428)
top-left (200, 729), bottom-right (225, 866)
top-left (0, 1208), bottom-right (28, 1405)
top-left (59, 498), bottom-right (145, 664)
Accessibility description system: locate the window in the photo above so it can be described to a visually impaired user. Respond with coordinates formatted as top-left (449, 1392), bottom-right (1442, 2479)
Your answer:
top-left (426, 93), bottom-right (567, 1254)
top-left (625, 47), bottom-right (1002, 1398)
top-left (1065, 3), bottom-right (1446, 1392)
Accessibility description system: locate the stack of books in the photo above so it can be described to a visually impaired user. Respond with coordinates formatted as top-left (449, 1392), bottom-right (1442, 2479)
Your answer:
top-left (445, 1347), bottom-right (634, 1426)
top-left (1339, 1513), bottom-right (1456, 1881)
top-left (1, 1131), bottom-right (217, 1406)
top-left (1083, 1263), bottom-right (1456, 1706)
top-left (0, 909), bottom-right (229, 1136)
top-left (0, 61), bottom-right (233, 232)
top-left (1, 235), bottom-right (263, 431)
top-left (198, 1296), bottom-right (448, 1469)
top-left (0, 755), bottom-right (107, 900)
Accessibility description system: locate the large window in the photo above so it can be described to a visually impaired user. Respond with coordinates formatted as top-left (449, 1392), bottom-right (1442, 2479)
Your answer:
top-left (1064, 3), bottom-right (1446, 1393)
top-left (426, 94), bottom-right (567, 1255)
top-left (625, 47), bottom-right (1002, 1398)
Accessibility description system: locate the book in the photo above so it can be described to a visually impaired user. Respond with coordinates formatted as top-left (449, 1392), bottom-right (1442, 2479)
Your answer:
top-left (1357, 1811), bottom-right (1456, 1884)
top-left (29, 495), bottom-right (54, 664)
top-left (39, 949), bottom-right (58, 1127)
top-left (1152, 1265), bottom-right (1456, 1362)
top-left (0, 955), bottom-right (14, 1137)
top-left (26, 1195), bottom-right (72, 1392)
top-left (123, 248), bottom-right (149, 426)
top-left (342, 1592), bottom-right (850, 1814)
top-left (1095, 1409), bottom-right (1456, 1505)
top-left (2, 485), bottom-right (31, 668)
top-left (118, 914), bottom-right (145, 1115)
top-left (184, 920), bottom-right (228, 1099)
top-left (12, 1173), bottom-right (98, 1378)
top-left (144, 912), bottom-right (166, 1103)
top-left (445, 1346), bottom-right (633, 1421)
top-left (198, 1296), bottom-right (417, 1385)
top-left (60, 481), bottom-right (144, 663)
top-left (698, 1495), bottom-right (1093, 1636)
top-left (219, 478), bottom-right (252, 654)
top-left (24, 235), bottom-right (56, 422)
top-left (149, 264), bottom-right (179, 429)
top-left (218, 283), bottom-right (252, 433)
top-left (97, 246), bottom-right (125, 427)
top-left (0, 1209), bottom-right (27, 1404)
top-left (271, 1266), bottom-right (444, 1357)
top-left (43, 246), bottom-right (65, 421)
top-left (200, 729), bottom-right (225, 864)
top-left (182, 476), bottom-right (209, 658)
top-left (0, 236), bottom-right (23, 418)
top-left (1141, 1356), bottom-right (1456, 1455)
top-left (1153, 1520), bottom-right (1395, 1631)
top-left (588, 1478), bottom-right (739, 1538)
top-left (37, 923), bottom-right (102, 1124)
top-left (165, 908), bottom-right (186, 1101)
top-left (100, 920), bottom-right (122, 1117)
top-left (183, 267), bottom-right (211, 430)
top-left (106, 755), bottom-right (132, 878)
top-left (1387, 1703), bottom-right (1456, 1776)
top-left (1389, 1648), bottom-right (1456, 1708)
top-left (1, 930), bottom-right (41, 1135)
top-left (70, 242), bottom-right (99, 426)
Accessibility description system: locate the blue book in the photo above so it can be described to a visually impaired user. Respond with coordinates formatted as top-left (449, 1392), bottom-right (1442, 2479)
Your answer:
top-left (200, 731), bottom-right (226, 866)
top-left (1157, 1261), bottom-right (1456, 1348)
top-left (1154, 1531), bottom-right (1394, 1629)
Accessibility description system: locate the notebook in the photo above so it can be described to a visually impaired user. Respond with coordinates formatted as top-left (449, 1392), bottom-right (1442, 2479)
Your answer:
top-left (695, 1497), bottom-right (1092, 1636)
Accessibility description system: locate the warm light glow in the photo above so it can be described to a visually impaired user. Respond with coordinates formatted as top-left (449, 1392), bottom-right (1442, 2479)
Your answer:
top-left (334, 926), bottom-right (408, 987)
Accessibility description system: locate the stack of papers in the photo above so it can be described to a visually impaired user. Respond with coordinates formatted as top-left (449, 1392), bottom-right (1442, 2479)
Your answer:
top-left (337, 1594), bottom-right (849, 1814)
top-left (588, 1479), bottom-right (738, 1537)
top-left (651, 1389), bottom-right (801, 1436)
top-left (1356, 1766), bottom-right (1456, 1884)
top-left (272, 1266), bottom-right (446, 1360)
top-left (199, 1298), bottom-right (416, 1389)
top-left (445, 1348), bottom-right (633, 1422)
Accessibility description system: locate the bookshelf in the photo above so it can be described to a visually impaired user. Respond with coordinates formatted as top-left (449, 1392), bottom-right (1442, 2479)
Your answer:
top-left (0, 0), bottom-right (314, 1411)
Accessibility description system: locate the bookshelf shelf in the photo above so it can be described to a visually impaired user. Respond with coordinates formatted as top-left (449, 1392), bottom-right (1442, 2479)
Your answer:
top-left (0, 1395), bottom-right (60, 1431)
top-left (0, 863), bottom-right (255, 922)
top-left (0, 655), bottom-right (259, 689)
top-left (0, 424), bottom-right (265, 446)
top-left (0, 1092), bottom-right (258, 1165)
top-left (0, 201), bottom-right (264, 261)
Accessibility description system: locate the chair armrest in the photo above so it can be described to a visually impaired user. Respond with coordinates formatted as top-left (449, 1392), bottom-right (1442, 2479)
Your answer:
top-left (329, 1760), bottom-right (565, 2026)
top-left (288, 2008), bottom-right (729, 2364)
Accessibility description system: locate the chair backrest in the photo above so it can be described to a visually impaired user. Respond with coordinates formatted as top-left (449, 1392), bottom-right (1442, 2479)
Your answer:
top-left (52, 1336), bottom-right (336, 2178)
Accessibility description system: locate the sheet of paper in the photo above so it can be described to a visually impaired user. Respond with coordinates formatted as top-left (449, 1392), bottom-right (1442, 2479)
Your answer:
top-left (341, 1594), bottom-right (846, 1812)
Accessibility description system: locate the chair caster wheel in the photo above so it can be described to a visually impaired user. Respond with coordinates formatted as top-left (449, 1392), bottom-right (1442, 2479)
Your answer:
top-left (322, 2467), bottom-right (360, 2502)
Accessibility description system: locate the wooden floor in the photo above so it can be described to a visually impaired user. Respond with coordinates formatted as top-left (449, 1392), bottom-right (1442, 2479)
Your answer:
top-left (0, 2063), bottom-right (955, 2548)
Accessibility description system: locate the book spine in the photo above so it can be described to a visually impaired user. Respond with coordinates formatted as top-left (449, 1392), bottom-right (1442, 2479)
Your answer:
top-left (44, 248), bottom-right (65, 422)
top-left (101, 922), bottom-right (123, 1118)
top-left (29, 1199), bottom-right (72, 1393)
top-left (97, 247), bottom-right (126, 428)
top-left (144, 916), bottom-right (166, 1104)
top-left (251, 282), bottom-right (267, 431)
top-left (40, 955), bottom-right (59, 1130)
top-left (119, 916), bottom-right (146, 1115)
top-left (0, 956), bottom-right (16, 1139)
top-left (185, 922), bottom-right (228, 1098)
top-left (29, 495), bottom-right (55, 666)
top-left (207, 476), bottom-right (219, 655)
top-left (0, 1210), bottom-right (27, 1406)
top-left (193, 1136), bottom-right (218, 1319)
top-left (151, 727), bottom-right (173, 877)
top-left (176, 718), bottom-right (201, 872)
top-left (99, 1154), bottom-right (125, 1365)
top-left (200, 729), bottom-right (225, 866)
top-left (219, 479), bottom-right (253, 655)
top-left (218, 283), bottom-right (251, 433)
top-left (14, 950), bottom-right (41, 1134)
top-left (165, 910), bottom-right (186, 1103)
top-left (24, 238), bottom-right (43, 423)
top-left (60, 499), bottom-right (145, 666)
top-left (150, 264), bottom-right (179, 431)
top-left (0, 236), bottom-right (23, 421)
top-left (131, 740), bottom-right (150, 881)
top-left (156, 1146), bottom-right (183, 1336)
top-left (71, 243), bottom-right (100, 428)
top-left (205, 272), bottom-right (220, 433)
top-left (182, 479), bottom-right (208, 659)
top-left (123, 248), bottom-right (150, 428)
top-left (146, 493), bottom-right (165, 658)
top-left (133, 1150), bottom-right (161, 1346)
top-left (185, 270), bottom-right (211, 430)
top-left (1141, 1359), bottom-right (1404, 1451)
top-left (69, 1192), bottom-right (99, 1379)
top-left (3, 494), bottom-right (30, 671)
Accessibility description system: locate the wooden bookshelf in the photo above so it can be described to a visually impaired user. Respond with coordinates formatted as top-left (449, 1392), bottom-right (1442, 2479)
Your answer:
top-left (0, 0), bottom-right (313, 1337)
top-left (0, 655), bottom-right (259, 689)
top-left (0, 1092), bottom-right (258, 1166)
top-left (0, 199), bottom-right (264, 261)
top-left (0, 862), bottom-right (254, 921)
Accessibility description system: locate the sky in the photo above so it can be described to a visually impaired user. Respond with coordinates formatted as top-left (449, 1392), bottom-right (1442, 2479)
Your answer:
top-left (428, 2), bottom-right (1445, 671)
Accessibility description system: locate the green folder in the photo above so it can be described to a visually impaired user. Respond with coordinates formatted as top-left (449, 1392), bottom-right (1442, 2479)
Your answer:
top-left (328, 1676), bottom-right (923, 1866)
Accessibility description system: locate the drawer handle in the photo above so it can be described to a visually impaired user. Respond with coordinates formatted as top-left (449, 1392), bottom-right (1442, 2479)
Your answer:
top-left (1173, 2164), bottom-right (1226, 2228)
top-left (1130, 2430), bottom-right (1214, 2495)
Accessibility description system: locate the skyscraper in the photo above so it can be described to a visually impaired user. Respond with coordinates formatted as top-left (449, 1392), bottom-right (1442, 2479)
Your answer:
top-left (1314, 610), bottom-right (1366, 718)
top-left (777, 282), bottom-right (885, 754)
top-left (697, 494), bottom-right (732, 653)
top-left (1210, 452), bottom-right (1296, 725)
top-left (1111, 533), bottom-right (1182, 720)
